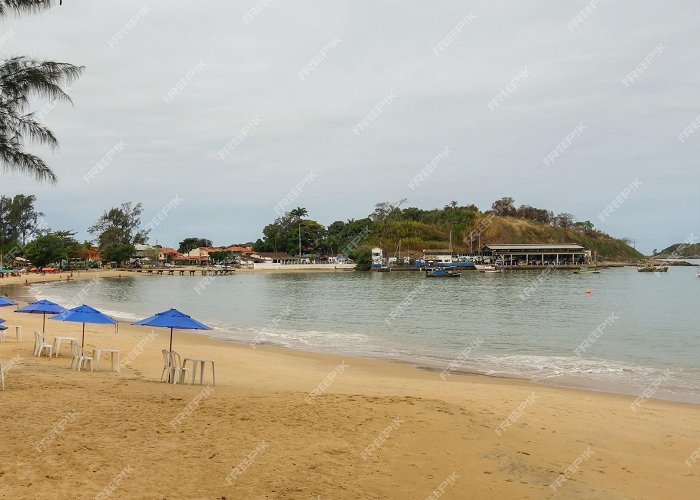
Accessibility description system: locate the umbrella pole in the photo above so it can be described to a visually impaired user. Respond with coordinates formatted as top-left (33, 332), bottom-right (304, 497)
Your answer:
top-left (168, 327), bottom-right (174, 383)
top-left (42, 313), bottom-right (46, 342)
top-left (82, 323), bottom-right (85, 348)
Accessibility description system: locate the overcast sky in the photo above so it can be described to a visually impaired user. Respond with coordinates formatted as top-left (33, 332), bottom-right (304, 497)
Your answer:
top-left (2, 0), bottom-right (699, 253)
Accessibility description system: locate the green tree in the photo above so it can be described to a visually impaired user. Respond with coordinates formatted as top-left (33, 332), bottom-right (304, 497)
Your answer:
top-left (8, 194), bottom-right (42, 244)
top-left (353, 248), bottom-right (372, 271)
top-left (491, 197), bottom-right (516, 216)
top-left (177, 237), bottom-right (213, 254)
top-left (286, 219), bottom-right (325, 256)
top-left (553, 212), bottom-right (575, 228)
top-left (23, 230), bottom-right (78, 267)
top-left (0, 1), bottom-right (83, 183)
top-left (573, 220), bottom-right (595, 234)
top-left (89, 202), bottom-right (148, 265)
top-left (289, 207), bottom-right (308, 221)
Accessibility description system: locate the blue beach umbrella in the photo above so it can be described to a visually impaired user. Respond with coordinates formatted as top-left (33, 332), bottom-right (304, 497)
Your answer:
top-left (16, 299), bottom-right (66, 335)
top-left (50, 304), bottom-right (118, 348)
top-left (132, 308), bottom-right (211, 352)
top-left (0, 297), bottom-right (17, 307)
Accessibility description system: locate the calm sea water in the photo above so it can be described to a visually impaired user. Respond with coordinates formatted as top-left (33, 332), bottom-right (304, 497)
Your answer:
top-left (5, 262), bottom-right (700, 402)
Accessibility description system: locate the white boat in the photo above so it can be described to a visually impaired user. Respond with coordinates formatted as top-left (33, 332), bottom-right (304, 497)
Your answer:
top-left (479, 265), bottom-right (502, 273)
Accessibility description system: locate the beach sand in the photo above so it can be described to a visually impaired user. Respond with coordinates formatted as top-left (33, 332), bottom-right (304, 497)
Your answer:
top-left (0, 302), bottom-right (699, 499)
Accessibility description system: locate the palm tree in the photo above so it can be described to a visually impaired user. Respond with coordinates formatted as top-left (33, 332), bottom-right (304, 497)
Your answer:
top-left (0, 0), bottom-right (83, 183)
top-left (289, 207), bottom-right (308, 221)
top-left (0, 0), bottom-right (58, 16)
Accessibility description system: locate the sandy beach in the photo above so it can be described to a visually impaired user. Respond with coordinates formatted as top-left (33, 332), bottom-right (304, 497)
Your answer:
top-left (0, 292), bottom-right (698, 499)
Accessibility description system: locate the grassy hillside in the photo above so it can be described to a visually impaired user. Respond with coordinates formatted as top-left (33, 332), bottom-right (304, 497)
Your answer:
top-left (372, 215), bottom-right (644, 261)
top-left (654, 243), bottom-right (700, 258)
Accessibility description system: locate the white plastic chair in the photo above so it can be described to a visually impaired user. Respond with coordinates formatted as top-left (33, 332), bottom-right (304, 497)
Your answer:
top-left (161, 349), bottom-right (172, 382)
top-left (0, 363), bottom-right (5, 390)
top-left (34, 331), bottom-right (52, 358)
top-left (70, 340), bottom-right (93, 372)
top-left (0, 330), bottom-right (5, 343)
top-left (169, 351), bottom-right (189, 385)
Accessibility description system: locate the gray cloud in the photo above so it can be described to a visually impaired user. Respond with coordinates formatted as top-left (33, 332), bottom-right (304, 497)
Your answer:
top-left (1, 0), bottom-right (699, 252)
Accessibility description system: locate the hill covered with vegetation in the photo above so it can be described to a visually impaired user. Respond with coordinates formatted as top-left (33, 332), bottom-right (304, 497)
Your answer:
top-left (252, 197), bottom-right (644, 266)
top-left (653, 242), bottom-right (700, 259)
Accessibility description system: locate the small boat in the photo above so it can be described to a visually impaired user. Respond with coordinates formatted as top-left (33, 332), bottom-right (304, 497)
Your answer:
top-left (637, 265), bottom-right (668, 273)
top-left (482, 266), bottom-right (502, 274)
top-left (425, 267), bottom-right (461, 278)
top-left (574, 267), bottom-right (600, 274)
top-left (376, 266), bottom-right (391, 273)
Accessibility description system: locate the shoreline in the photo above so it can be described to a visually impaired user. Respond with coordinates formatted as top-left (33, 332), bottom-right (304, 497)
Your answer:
top-left (3, 274), bottom-right (698, 406)
top-left (1, 304), bottom-right (698, 497)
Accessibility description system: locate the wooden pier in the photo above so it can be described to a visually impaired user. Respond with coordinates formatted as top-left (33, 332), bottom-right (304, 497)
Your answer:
top-left (132, 268), bottom-right (235, 276)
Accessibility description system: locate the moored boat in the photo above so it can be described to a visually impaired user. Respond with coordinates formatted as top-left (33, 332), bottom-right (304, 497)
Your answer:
top-left (637, 265), bottom-right (668, 273)
top-left (425, 267), bottom-right (461, 278)
top-left (480, 265), bottom-right (502, 273)
top-left (574, 267), bottom-right (601, 274)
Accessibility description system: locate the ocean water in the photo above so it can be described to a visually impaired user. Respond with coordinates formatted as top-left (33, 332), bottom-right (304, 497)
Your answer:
top-left (4, 262), bottom-right (700, 402)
